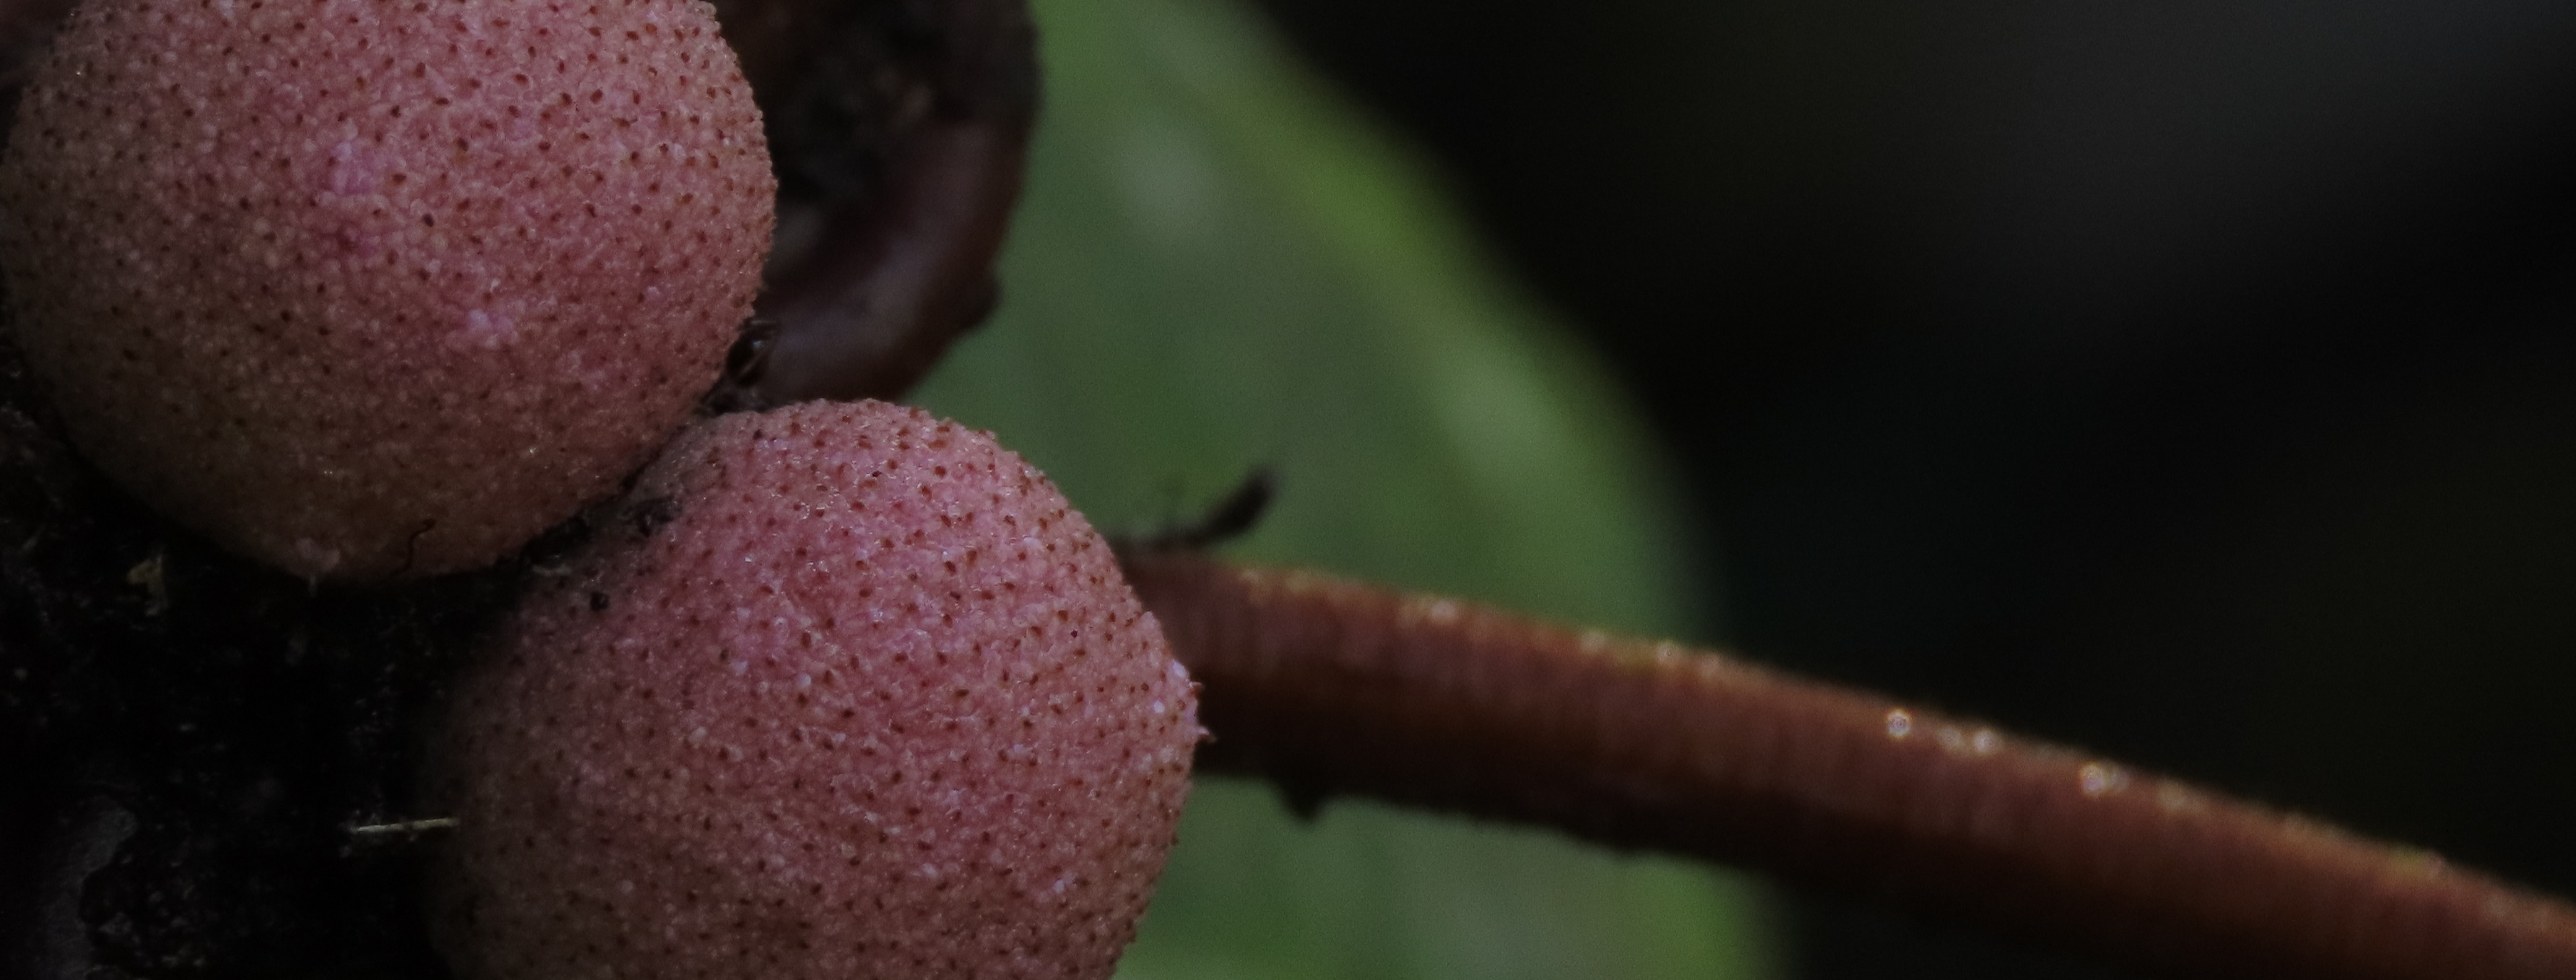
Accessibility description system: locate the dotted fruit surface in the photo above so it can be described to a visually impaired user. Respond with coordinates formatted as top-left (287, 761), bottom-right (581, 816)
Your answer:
top-left (428, 401), bottom-right (1201, 980)
top-left (0, 0), bottom-right (773, 581)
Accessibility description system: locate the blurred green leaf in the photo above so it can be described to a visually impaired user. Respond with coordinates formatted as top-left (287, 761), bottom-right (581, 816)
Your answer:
top-left (907, 0), bottom-right (1775, 976)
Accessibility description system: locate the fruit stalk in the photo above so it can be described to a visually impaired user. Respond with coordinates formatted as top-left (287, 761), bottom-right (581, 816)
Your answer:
top-left (1122, 548), bottom-right (2576, 980)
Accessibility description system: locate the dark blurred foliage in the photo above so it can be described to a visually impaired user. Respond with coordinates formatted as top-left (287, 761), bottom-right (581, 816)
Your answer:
top-left (1240, 0), bottom-right (2576, 976)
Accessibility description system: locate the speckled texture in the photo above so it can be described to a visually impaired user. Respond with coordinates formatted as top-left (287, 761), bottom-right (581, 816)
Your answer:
top-left (0, 0), bottom-right (774, 581)
top-left (427, 401), bottom-right (1201, 980)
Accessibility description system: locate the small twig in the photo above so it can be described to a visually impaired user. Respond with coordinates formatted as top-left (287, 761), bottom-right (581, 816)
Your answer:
top-left (121, 549), bottom-right (165, 615)
top-left (346, 817), bottom-right (459, 838)
top-left (1123, 550), bottom-right (2576, 980)
top-left (1119, 467), bottom-right (1277, 555)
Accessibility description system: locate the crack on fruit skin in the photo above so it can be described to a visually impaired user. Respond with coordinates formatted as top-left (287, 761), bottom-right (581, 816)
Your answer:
top-left (700, 315), bottom-right (783, 412)
top-left (624, 494), bottom-right (681, 537)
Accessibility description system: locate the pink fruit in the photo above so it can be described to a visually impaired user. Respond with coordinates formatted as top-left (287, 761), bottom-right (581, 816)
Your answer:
top-left (427, 400), bottom-right (1200, 980)
top-left (0, 0), bottom-right (773, 581)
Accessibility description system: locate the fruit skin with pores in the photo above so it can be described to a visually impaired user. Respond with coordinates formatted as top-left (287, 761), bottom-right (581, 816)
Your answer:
top-left (0, 0), bottom-right (773, 581)
top-left (426, 400), bottom-right (1201, 980)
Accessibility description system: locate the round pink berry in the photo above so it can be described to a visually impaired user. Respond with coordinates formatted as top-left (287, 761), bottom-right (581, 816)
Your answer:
top-left (427, 401), bottom-right (1201, 980)
top-left (0, 0), bottom-right (774, 580)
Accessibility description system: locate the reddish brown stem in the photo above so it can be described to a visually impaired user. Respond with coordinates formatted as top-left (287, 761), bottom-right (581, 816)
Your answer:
top-left (1122, 550), bottom-right (2576, 980)
top-left (751, 118), bottom-right (1027, 404)
top-left (706, 0), bottom-right (1038, 406)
